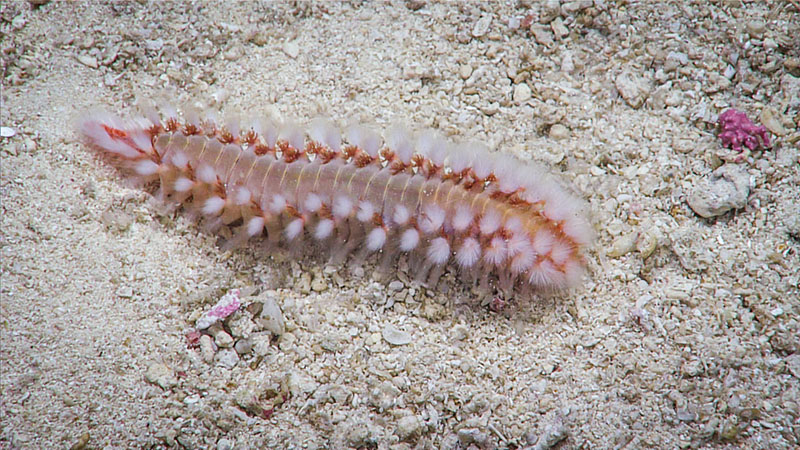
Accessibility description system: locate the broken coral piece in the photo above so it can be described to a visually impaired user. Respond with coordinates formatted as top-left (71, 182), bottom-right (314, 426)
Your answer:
top-left (196, 289), bottom-right (241, 330)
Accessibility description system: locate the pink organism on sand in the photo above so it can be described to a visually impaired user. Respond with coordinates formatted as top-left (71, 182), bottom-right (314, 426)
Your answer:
top-left (195, 289), bottom-right (241, 329)
top-left (717, 109), bottom-right (771, 154)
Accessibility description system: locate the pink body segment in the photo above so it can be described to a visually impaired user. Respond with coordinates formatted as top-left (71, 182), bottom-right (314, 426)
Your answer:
top-left (79, 108), bottom-right (592, 292)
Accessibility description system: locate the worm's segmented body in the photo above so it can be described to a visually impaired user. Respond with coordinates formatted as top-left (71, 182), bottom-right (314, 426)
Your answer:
top-left (80, 107), bottom-right (591, 294)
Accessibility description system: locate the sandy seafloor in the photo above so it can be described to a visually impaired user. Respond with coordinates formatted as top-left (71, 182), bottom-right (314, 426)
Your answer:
top-left (1, 1), bottom-right (799, 449)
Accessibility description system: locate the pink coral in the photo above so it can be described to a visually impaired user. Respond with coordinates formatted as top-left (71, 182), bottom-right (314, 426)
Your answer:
top-left (207, 289), bottom-right (241, 319)
top-left (195, 289), bottom-right (241, 329)
top-left (717, 109), bottom-right (771, 154)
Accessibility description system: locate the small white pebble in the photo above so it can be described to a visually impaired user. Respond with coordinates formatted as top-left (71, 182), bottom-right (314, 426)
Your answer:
top-left (282, 40), bottom-right (300, 58)
top-left (382, 324), bottom-right (412, 346)
top-left (214, 349), bottom-right (239, 369)
top-left (513, 83), bottom-right (532, 104)
top-left (144, 362), bottom-right (178, 390)
top-left (199, 335), bottom-right (215, 363)
top-left (258, 294), bottom-right (285, 336)
top-left (388, 280), bottom-right (404, 292)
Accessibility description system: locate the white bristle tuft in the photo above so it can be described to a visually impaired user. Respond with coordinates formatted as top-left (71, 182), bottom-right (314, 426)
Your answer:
top-left (256, 118), bottom-right (279, 148)
top-left (484, 236), bottom-right (508, 266)
top-left (279, 122), bottom-right (305, 150)
top-left (532, 229), bottom-right (555, 255)
top-left (285, 218), bottom-right (304, 241)
top-left (345, 124), bottom-right (382, 157)
top-left (385, 124), bottom-right (414, 164)
top-left (506, 232), bottom-right (532, 258)
top-left (456, 237), bottom-right (481, 268)
top-left (314, 219), bottom-right (334, 240)
top-left (542, 190), bottom-right (571, 222)
top-left (225, 115), bottom-right (240, 138)
top-left (80, 117), bottom-right (140, 158)
top-left (469, 143), bottom-right (493, 179)
top-left (303, 193), bottom-right (322, 213)
top-left (528, 259), bottom-right (559, 287)
top-left (184, 107), bottom-right (201, 127)
top-left (419, 205), bottom-right (445, 234)
top-left (548, 269), bottom-right (567, 288)
top-left (202, 196), bottom-right (226, 216)
top-left (508, 168), bottom-right (530, 196)
top-left (201, 108), bottom-right (218, 127)
top-left (130, 127), bottom-right (152, 153)
top-left (269, 195), bottom-right (287, 214)
top-left (510, 249), bottom-right (536, 274)
top-left (138, 101), bottom-right (161, 127)
top-left (392, 205), bottom-right (410, 226)
top-left (356, 201), bottom-right (374, 223)
top-left (399, 229), bottom-right (420, 251)
top-left (308, 118), bottom-right (341, 152)
top-left (513, 164), bottom-right (543, 191)
top-left (161, 103), bottom-right (178, 121)
top-left (241, 116), bottom-right (258, 139)
top-left (332, 196), bottom-right (354, 220)
top-left (427, 237), bottom-right (451, 265)
top-left (549, 239), bottom-right (573, 266)
top-left (361, 129), bottom-right (382, 157)
top-left (452, 205), bottom-right (474, 232)
top-left (170, 151), bottom-right (189, 168)
top-left (197, 164), bottom-right (218, 184)
top-left (234, 187), bottom-right (252, 206)
top-left (366, 227), bottom-right (387, 251)
top-left (246, 216), bottom-right (265, 237)
top-left (173, 177), bottom-right (194, 193)
top-left (448, 141), bottom-right (477, 174)
top-left (479, 210), bottom-right (502, 236)
top-left (494, 154), bottom-right (522, 193)
top-left (562, 213), bottom-right (593, 246)
top-left (134, 159), bottom-right (160, 176)
top-left (416, 130), bottom-right (447, 166)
